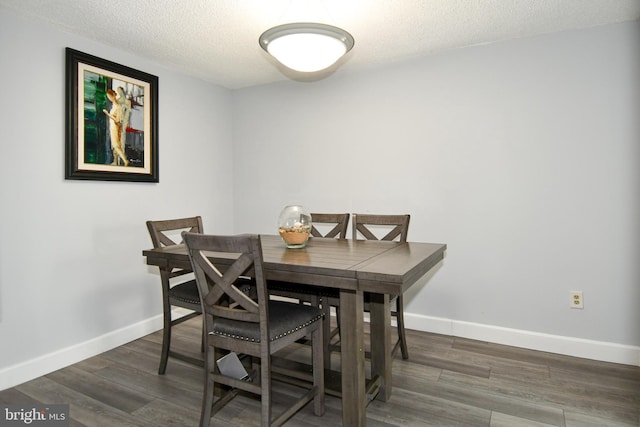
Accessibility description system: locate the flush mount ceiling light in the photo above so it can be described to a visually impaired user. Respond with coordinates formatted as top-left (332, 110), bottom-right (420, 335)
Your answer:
top-left (259, 23), bottom-right (354, 73)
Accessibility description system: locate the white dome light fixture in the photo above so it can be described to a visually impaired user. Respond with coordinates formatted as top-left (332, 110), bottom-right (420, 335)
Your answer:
top-left (259, 23), bottom-right (354, 73)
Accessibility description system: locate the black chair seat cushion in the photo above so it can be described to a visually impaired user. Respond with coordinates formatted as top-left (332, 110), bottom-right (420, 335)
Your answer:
top-left (170, 277), bottom-right (256, 306)
top-left (169, 280), bottom-right (200, 305)
top-left (211, 301), bottom-right (323, 343)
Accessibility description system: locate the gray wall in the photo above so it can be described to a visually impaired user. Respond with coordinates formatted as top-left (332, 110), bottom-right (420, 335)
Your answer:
top-left (0, 7), bottom-right (235, 386)
top-left (232, 21), bottom-right (640, 360)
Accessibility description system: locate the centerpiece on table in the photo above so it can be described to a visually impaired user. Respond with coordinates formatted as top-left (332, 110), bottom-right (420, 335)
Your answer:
top-left (278, 205), bottom-right (312, 248)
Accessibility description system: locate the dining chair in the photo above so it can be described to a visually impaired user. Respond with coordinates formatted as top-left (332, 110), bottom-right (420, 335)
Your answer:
top-left (328, 213), bottom-right (411, 359)
top-left (268, 213), bottom-right (349, 366)
top-left (182, 232), bottom-right (325, 427)
top-left (146, 216), bottom-right (205, 374)
top-left (310, 212), bottom-right (350, 239)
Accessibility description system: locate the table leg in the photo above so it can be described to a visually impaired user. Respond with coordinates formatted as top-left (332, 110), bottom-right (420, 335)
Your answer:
top-left (368, 293), bottom-right (392, 401)
top-left (340, 288), bottom-right (366, 426)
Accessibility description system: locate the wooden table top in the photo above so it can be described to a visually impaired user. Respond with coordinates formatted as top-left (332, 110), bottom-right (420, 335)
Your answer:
top-left (143, 234), bottom-right (446, 295)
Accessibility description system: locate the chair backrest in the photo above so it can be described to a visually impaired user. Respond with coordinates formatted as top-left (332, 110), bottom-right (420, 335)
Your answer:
top-left (310, 213), bottom-right (350, 239)
top-left (146, 216), bottom-right (204, 248)
top-left (182, 233), bottom-right (268, 342)
top-left (351, 214), bottom-right (410, 242)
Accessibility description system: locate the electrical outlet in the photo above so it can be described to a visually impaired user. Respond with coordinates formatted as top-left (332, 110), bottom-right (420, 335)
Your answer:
top-left (570, 291), bottom-right (583, 309)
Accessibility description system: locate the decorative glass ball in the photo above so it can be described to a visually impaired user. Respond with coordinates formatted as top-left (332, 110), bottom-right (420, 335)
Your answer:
top-left (278, 205), bottom-right (312, 248)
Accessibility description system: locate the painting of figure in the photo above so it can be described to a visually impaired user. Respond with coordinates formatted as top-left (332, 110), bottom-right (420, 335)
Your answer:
top-left (66, 48), bottom-right (158, 182)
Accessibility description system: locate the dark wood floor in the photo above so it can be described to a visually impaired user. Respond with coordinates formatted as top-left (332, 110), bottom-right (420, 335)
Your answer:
top-left (1, 316), bottom-right (638, 426)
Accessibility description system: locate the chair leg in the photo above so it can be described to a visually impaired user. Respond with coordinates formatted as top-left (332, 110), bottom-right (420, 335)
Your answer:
top-left (200, 346), bottom-right (214, 427)
top-left (312, 324), bottom-right (325, 416)
top-left (395, 295), bottom-right (409, 360)
top-left (158, 302), bottom-right (172, 374)
top-left (260, 351), bottom-right (272, 427)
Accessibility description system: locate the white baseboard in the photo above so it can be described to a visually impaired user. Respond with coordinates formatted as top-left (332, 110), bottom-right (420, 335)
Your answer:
top-left (2, 310), bottom-right (638, 392)
top-left (405, 313), bottom-right (640, 367)
top-left (0, 314), bottom-right (164, 391)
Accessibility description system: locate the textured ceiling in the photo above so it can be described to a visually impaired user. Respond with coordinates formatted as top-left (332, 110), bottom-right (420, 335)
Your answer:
top-left (2, 0), bottom-right (639, 89)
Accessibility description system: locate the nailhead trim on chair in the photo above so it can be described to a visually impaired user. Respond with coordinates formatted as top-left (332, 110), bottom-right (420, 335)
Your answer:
top-left (210, 313), bottom-right (324, 343)
top-left (172, 295), bottom-right (200, 305)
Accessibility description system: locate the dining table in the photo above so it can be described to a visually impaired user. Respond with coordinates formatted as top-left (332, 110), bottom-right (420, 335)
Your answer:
top-left (143, 234), bottom-right (446, 427)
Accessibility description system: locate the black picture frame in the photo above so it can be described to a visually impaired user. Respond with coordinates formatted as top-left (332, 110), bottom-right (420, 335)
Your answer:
top-left (65, 48), bottom-right (159, 182)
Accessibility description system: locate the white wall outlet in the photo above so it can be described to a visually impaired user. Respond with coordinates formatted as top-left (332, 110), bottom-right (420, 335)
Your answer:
top-left (570, 291), bottom-right (584, 309)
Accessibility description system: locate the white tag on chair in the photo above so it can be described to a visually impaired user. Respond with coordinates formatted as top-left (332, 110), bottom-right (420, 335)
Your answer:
top-left (217, 352), bottom-right (250, 381)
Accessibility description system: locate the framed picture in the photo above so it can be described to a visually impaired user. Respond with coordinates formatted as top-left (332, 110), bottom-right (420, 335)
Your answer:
top-left (65, 48), bottom-right (159, 182)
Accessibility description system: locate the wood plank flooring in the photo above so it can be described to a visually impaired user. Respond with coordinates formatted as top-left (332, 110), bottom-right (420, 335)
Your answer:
top-left (1, 316), bottom-right (638, 426)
